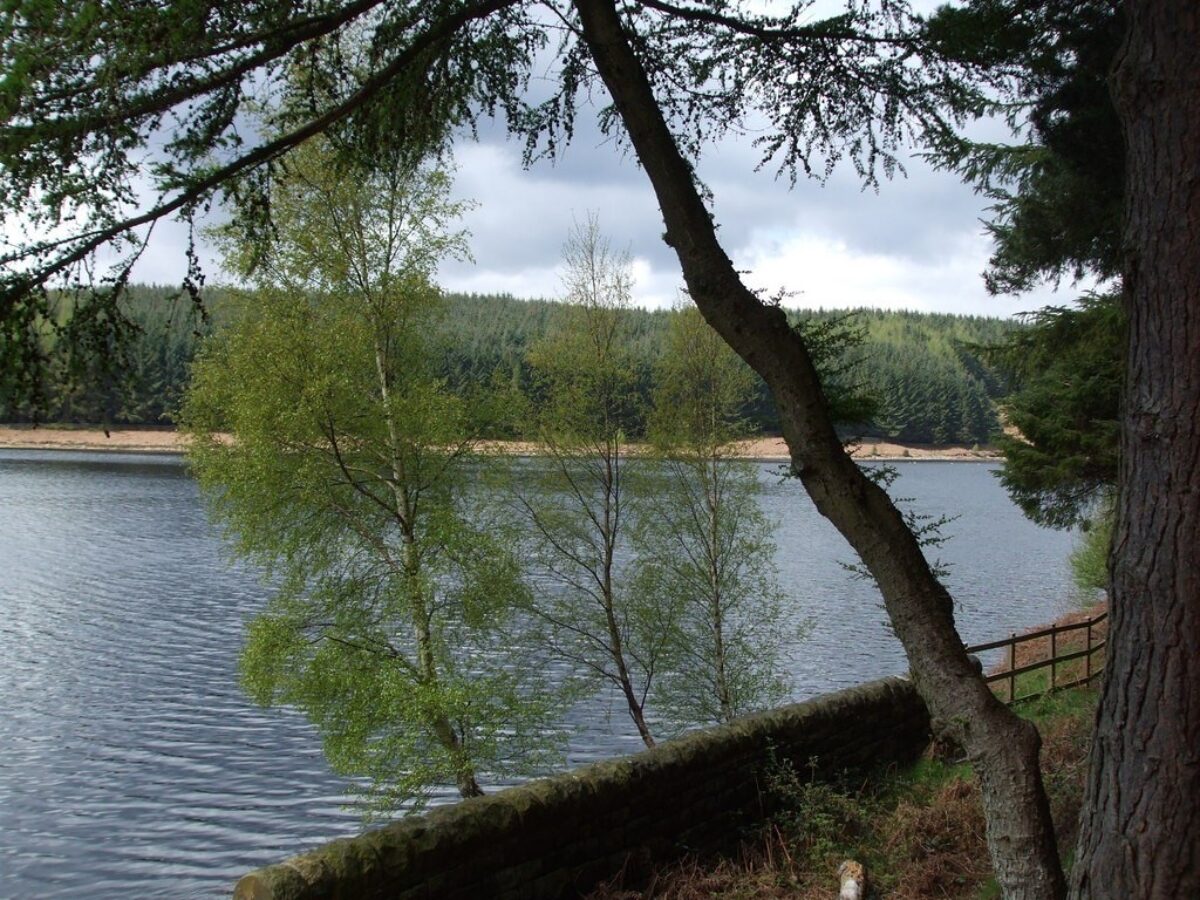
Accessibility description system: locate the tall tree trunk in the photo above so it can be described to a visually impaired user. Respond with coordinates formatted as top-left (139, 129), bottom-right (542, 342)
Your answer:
top-left (1071, 3), bottom-right (1200, 895)
top-left (705, 459), bottom-right (734, 723)
top-left (604, 445), bottom-right (657, 747)
top-left (376, 343), bottom-right (483, 800)
top-left (572, 1), bottom-right (1065, 896)
top-left (403, 533), bottom-right (484, 799)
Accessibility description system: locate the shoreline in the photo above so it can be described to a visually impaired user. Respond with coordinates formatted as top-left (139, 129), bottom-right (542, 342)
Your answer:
top-left (0, 425), bottom-right (1002, 462)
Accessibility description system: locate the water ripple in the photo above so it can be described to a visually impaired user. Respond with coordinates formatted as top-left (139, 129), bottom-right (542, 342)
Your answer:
top-left (0, 450), bottom-right (1076, 898)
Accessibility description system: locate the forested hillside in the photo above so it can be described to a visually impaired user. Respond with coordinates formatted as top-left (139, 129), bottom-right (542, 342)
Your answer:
top-left (849, 312), bottom-right (1013, 443)
top-left (0, 284), bottom-right (218, 427)
top-left (436, 294), bottom-right (1017, 444)
top-left (2, 287), bottom-right (1018, 444)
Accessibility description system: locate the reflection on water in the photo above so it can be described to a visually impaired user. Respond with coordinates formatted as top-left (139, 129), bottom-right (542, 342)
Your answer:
top-left (0, 450), bottom-right (1074, 898)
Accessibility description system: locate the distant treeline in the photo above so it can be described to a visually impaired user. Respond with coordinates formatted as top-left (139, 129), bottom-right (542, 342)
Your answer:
top-left (2, 284), bottom-right (216, 427)
top-left (2, 286), bottom-right (1018, 445)
top-left (435, 293), bottom-right (1016, 444)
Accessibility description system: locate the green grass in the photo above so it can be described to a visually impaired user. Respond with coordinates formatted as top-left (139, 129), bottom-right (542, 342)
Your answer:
top-left (989, 638), bottom-right (1105, 707)
top-left (1015, 680), bottom-right (1101, 724)
top-left (885, 754), bottom-right (973, 794)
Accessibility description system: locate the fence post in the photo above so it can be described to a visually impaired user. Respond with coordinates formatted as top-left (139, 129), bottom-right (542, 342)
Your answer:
top-left (1085, 618), bottom-right (1093, 682)
top-left (1050, 622), bottom-right (1058, 691)
top-left (1009, 632), bottom-right (1017, 702)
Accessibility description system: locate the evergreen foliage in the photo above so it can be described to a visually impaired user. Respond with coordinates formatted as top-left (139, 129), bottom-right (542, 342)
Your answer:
top-left (983, 295), bottom-right (1123, 529)
top-left (0, 0), bottom-right (999, 410)
top-left (835, 309), bottom-right (1010, 444)
top-left (925, 0), bottom-right (1125, 527)
top-left (924, 0), bottom-right (1125, 294)
top-left (3, 289), bottom-right (1017, 447)
top-left (0, 285), bottom-right (217, 425)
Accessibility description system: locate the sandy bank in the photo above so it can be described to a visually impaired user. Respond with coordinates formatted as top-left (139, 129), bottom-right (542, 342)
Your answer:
top-left (739, 436), bottom-right (999, 462)
top-left (0, 426), bottom-right (1001, 462)
top-left (0, 425), bottom-right (186, 454)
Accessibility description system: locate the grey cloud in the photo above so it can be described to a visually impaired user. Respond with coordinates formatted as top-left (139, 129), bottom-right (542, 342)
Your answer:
top-left (111, 70), bottom-right (1068, 321)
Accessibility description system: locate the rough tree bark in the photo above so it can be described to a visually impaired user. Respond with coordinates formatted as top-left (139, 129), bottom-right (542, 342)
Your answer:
top-left (1071, 2), bottom-right (1200, 896)
top-left (572, 0), bottom-right (1066, 896)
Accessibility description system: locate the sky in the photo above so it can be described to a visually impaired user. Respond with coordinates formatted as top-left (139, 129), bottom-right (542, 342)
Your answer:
top-left (435, 116), bottom-right (1070, 318)
top-left (118, 2), bottom-right (1085, 321)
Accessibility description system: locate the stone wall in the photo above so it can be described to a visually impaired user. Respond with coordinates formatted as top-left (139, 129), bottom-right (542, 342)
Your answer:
top-left (234, 677), bottom-right (930, 900)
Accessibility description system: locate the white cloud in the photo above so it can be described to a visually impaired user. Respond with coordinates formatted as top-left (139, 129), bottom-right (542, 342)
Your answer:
top-left (435, 133), bottom-right (1077, 318)
top-left (628, 256), bottom-right (680, 309)
top-left (438, 262), bottom-right (561, 299)
top-left (734, 229), bottom-right (1062, 318)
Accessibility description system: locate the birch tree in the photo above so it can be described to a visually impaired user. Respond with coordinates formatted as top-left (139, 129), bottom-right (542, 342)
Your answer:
top-left (183, 141), bottom-right (568, 811)
top-left (518, 217), bottom-right (668, 748)
top-left (636, 303), bottom-right (799, 729)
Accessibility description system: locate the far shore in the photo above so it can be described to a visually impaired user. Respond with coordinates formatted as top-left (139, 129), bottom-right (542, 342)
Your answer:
top-left (0, 424), bottom-right (1001, 462)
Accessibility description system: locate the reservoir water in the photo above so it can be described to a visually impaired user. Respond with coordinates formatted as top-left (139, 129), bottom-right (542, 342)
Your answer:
top-left (0, 449), bottom-right (1077, 898)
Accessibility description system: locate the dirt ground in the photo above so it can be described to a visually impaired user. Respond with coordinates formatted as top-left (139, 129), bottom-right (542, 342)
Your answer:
top-left (738, 436), bottom-right (999, 462)
top-left (0, 426), bottom-right (1000, 461)
top-left (0, 425), bottom-right (186, 453)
